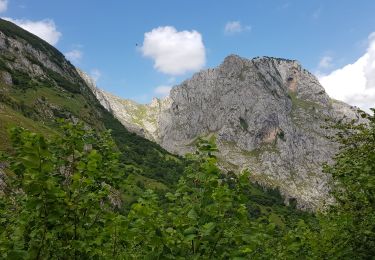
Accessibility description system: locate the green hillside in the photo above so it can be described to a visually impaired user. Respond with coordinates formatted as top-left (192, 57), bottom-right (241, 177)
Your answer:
top-left (0, 18), bottom-right (186, 190)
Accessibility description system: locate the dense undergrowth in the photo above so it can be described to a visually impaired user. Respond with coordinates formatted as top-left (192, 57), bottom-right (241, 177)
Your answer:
top-left (0, 108), bottom-right (374, 258)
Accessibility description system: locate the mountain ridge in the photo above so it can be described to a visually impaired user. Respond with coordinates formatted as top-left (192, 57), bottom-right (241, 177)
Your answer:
top-left (86, 54), bottom-right (363, 210)
top-left (0, 17), bottom-right (363, 210)
top-left (0, 19), bottom-right (303, 221)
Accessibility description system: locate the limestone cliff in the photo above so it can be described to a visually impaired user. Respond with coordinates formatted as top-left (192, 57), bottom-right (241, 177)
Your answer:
top-left (84, 55), bottom-right (362, 210)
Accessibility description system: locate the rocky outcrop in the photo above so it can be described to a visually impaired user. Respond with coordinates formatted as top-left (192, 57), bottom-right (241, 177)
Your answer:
top-left (86, 55), bottom-right (363, 210)
top-left (0, 18), bottom-right (126, 126)
top-left (76, 69), bottom-right (113, 112)
top-left (78, 68), bottom-right (170, 141)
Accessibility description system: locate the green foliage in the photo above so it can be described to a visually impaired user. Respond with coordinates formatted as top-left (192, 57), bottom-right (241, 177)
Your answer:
top-left (3, 109), bottom-right (373, 258)
top-left (0, 58), bottom-right (9, 72)
top-left (160, 139), bottom-right (270, 257)
top-left (115, 137), bottom-right (278, 258)
top-left (0, 124), bottom-right (296, 258)
top-left (10, 69), bottom-right (33, 90)
top-left (46, 68), bottom-right (81, 94)
top-left (320, 109), bottom-right (375, 258)
top-left (100, 110), bottom-right (187, 185)
top-left (0, 122), bottom-right (124, 258)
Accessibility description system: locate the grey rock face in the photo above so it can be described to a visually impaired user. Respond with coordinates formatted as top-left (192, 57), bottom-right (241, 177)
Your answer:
top-left (0, 71), bottom-right (12, 85)
top-left (76, 69), bottom-right (113, 112)
top-left (87, 55), bottom-right (362, 210)
top-left (0, 30), bottom-right (86, 92)
top-left (78, 67), bottom-right (168, 142)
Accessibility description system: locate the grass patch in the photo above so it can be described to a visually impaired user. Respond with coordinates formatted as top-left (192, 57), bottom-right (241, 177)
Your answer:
top-left (131, 105), bottom-right (147, 125)
top-left (288, 90), bottom-right (321, 111)
top-left (0, 104), bottom-right (57, 150)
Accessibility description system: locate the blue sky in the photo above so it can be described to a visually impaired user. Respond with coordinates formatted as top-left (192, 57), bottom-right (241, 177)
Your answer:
top-left (2, 0), bottom-right (375, 110)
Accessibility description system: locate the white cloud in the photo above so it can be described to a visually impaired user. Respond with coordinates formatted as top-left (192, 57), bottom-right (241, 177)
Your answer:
top-left (90, 69), bottom-right (101, 83)
top-left (0, 0), bottom-right (8, 13)
top-left (224, 21), bottom-right (251, 34)
top-left (319, 33), bottom-right (375, 112)
top-left (141, 26), bottom-right (206, 75)
top-left (154, 85), bottom-right (172, 97)
top-left (64, 49), bottom-right (82, 64)
top-left (2, 17), bottom-right (61, 45)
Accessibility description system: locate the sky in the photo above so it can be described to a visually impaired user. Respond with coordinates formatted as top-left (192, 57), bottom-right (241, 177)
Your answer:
top-left (1, 0), bottom-right (375, 111)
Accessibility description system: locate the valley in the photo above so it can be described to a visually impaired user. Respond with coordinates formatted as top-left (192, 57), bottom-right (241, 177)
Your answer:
top-left (0, 17), bottom-right (374, 259)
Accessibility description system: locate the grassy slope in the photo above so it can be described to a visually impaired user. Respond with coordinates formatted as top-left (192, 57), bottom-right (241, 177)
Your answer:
top-left (0, 103), bottom-right (57, 149)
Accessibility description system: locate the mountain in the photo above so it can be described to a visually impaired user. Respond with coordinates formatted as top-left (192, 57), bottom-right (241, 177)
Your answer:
top-left (88, 55), bottom-right (362, 210)
top-left (0, 18), bottom-right (186, 193)
top-left (0, 17), bottom-right (363, 210)
top-left (0, 19), bottom-right (306, 219)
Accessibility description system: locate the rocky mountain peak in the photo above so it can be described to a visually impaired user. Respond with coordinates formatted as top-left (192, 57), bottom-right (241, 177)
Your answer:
top-left (86, 54), bottom-right (363, 210)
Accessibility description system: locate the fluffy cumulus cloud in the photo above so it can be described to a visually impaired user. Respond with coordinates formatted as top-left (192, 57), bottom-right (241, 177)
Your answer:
top-left (64, 49), bottom-right (82, 64)
top-left (154, 85), bottom-right (172, 97)
top-left (224, 21), bottom-right (251, 34)
top-left (141, 26), bottom-right (206, 75)
top-left (2, 17), bottom-right (61, 45)
top-left (0, 0), bottom-right (8, 13)
top-left (319, 33), bottom-right (375, 112)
